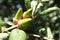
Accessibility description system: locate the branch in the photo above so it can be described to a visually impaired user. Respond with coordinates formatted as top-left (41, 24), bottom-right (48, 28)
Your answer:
top-left (32, 0), bottom-right (40, 19)
top-left (4, 25), bottom-right (18, 31)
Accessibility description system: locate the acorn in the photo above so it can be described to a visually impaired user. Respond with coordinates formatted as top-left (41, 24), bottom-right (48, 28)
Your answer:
top-left (17, 18), bottom-right (32, 28)
top-left (15, 8), bottom-right (23, 20)
top-left (23, 8), bottom-right (32, 19)
top-left (13, 8), bottom-right (23, 25)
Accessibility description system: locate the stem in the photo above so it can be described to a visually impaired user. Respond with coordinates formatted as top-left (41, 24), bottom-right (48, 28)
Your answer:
top-left (32, 0), bottom-right (40, 19)
top-left (32, 5), bottom-right (36, 19)
top-left (32, 1), bottom-right (38, 19)
top-left (4, 25), bottom-right (18, 31)
top-left (28, 34), bottom-right (40, 37)
top-left (28, 34), bottom-right (54, 40)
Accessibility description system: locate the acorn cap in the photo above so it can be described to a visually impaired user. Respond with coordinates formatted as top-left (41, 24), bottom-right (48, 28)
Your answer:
top-left (13, 18), bottom-right (19, 25)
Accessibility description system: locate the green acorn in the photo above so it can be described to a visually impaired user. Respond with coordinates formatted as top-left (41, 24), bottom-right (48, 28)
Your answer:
top-left (23, 9), bottom-right (32, 19)
top-left (13, 8), bottom-right (23, 25)
top-left (14, 8), bottom-right (23, 20)
top-left (40, 7), bottom-right (60, 15)
top-left (9, 29), bottom-right (26, 40)
top-left (17, 18), bottom-right (32, 28)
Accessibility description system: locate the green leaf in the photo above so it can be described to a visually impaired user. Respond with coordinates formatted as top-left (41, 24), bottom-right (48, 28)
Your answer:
top-left (0, 18), bottom-right (4, 27)
top-left (25, 0), bottom-right (31, 9)
top-left (34, 3), bottom-right (43, 16)
top-left (39, 28), bottom-right (45, 32)
top-left (31, 1), bottom-right (37, 8)
top-left (9, 29), bottom-right (27, 40)
top-left (6, 21), bottom-right (13, 25)
top-left (40, 7), bottom-right (60, 15)
top-left (47, 27), bottom-right (53, 40)
top-left (39, 28), bottom-right (46, 35)
top-left (36, 3), bottom-right (43, 11)
top-left (0, 33), bottom-right (8, 39)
